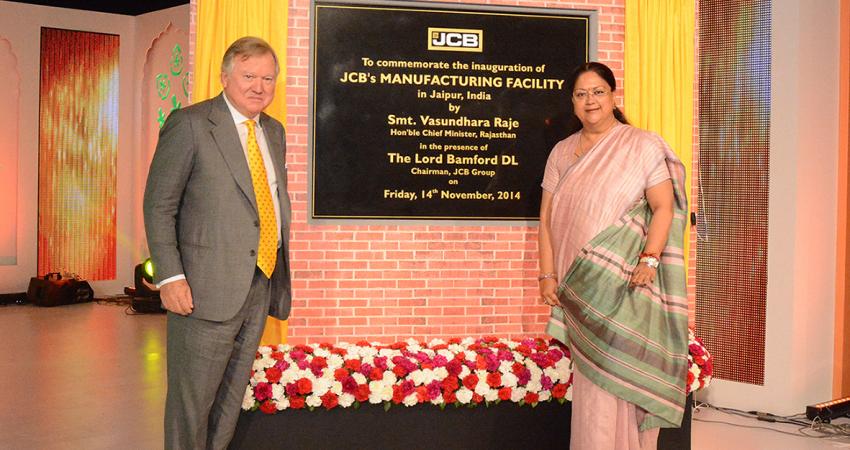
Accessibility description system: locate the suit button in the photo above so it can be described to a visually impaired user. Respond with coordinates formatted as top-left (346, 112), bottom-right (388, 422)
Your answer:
top-left (250, 250), bottom-right (256, 256)
top-left (254, 220), bottom-right (260, 227)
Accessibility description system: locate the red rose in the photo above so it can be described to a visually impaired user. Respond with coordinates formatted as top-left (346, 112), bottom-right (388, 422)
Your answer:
top-left (552, 383), bottom-right (568, 399)
top-left (524, 392), bottom-right (539, 404)
top-left (687, 371), bottom-right (695, 386)
top-left (443, 391), bottom-right (457, 404)
top-left (393, 365), bottom-right (409, 377)
top-left (369, 367), bottom-right (384, 381)
top-left (296, 378), bottom-right (313, 395)
top-left (498, 387), bottom-right (512, 401)
top-left (392, 385), bottom-right (405, 404)
top-left (320, 391), bottom-right (339, 410)
top-left (311, 356), bottom-right (328, 369)
top-left (475, 355), bottom-right (488, 370)
top-left (511, 362), bottom-right (525, 376)
top-left (516, 345), bottom-right (532, 357)
top-left (472, 393), bottom-right (484, 404)
top-left (462, 374), bottom-right (479, 391)
top-left (334, 368), bottom-right (349, 382)
top-left (265, 367), bottom-right (282, 384)
top-left (416, 386), bottom-right (428, 402)
top-left (486, 372), bottom-right (502, 388)
top-left (355, 384), bottom-right (370, 402)
top-left (260, 400), bottom-right (277, 414)
top-left (289, 396), bottom-right (305, 409)
top-left (344, 359), bottom-right (362, 372)
top-left (271, 351), bottom-right (285, 361)
top-left (441, 376), bottom-right (460, 393)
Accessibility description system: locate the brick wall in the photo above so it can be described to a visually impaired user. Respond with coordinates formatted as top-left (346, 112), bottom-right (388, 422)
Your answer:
top-left (282, 0), bottom-right (626, 344)
top-left (189, 0), bottom-right (644, 345)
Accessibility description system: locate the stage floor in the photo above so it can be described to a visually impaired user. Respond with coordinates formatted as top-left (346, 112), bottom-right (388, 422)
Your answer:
top-left (0, 302), bottom-right (847, 449)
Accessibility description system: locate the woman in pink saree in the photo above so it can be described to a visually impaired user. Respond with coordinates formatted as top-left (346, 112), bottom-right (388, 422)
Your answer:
top-left (538, 62), bottom-right (689, 450)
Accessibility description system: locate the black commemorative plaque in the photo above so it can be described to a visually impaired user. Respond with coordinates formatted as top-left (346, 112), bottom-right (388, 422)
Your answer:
top-left (311, 0), bottom-right (592, 220)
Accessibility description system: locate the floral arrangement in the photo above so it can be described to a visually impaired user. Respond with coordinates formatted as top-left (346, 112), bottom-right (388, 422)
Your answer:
top-left (687, 329), bottom-right (713, 394)
top-left (243, 337), bottom-right (572, 414)
top-left (244, 333), bottom-right (713, 414)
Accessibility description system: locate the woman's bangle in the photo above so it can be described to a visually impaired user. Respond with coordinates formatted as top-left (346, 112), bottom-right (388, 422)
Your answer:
top-left (638, 252), bottom-right (660, 269)
top-left (537, 272), bottom-right (557, 282)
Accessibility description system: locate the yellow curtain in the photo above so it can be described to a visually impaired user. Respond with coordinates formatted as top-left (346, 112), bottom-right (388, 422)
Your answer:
top-left (195, 0), bottom-right (289, 345)
top-left (624, 0), bottom-right (695, 280)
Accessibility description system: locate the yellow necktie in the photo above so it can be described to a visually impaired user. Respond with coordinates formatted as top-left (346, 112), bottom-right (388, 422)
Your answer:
top-left (244, 119), bottom-right (277, 278)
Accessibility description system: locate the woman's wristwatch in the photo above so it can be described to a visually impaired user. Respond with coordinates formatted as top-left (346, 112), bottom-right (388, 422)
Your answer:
top-left (639, 252), bottom-right (660, 269)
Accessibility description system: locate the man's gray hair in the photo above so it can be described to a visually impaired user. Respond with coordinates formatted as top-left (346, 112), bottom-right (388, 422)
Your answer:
top-left (221, 36), bottom-right (280, 75)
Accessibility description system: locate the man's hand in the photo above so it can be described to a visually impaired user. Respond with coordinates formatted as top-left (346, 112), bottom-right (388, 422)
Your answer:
top-left (160, 279), bottom-right (194, 315)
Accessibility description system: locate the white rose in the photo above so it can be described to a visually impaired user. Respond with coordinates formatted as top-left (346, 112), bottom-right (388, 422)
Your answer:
top-left (409, 370), bottom-right (426, 386)
top-left (499, 361), bottom-right (513, 374)
top-left (368, 381), bottom-right (385, 404)
top-left (339, 393), bottom-right (356, 408)
top-left (526, 380), bottom-right (543, 393)
top-left (258, 346), bottom-right (272, 355)
top-left (352, 373), bottom-right (367, 385)
top-left (502, 372), bottom-right (519, 388)
top-left (464, 350), bottom-right (477, 361)
top-left (456, 388), bottom-right (473, 404)
top-left (252, 359), bottom-right (268, 372)
top-left (511, 387), bottom-right (527, 403)
top-left (280, 370), bottom-right (297, 384)
top-left (382, 371), bottom-right (398, 385)
top-left (242, 388), bottom-right (256, 410)
top-left (331, 381), bottom-right (343, 395)
top-left (448, 344), bottom-right (464, 354)
top-left (437, 349), bottom-right (454, 360)
top-left (543, 367), bottom-right (560, 382)
top-left (402, 394), bottom-right (419, 407)
top-left (314, 348), bottom-right (330, 358)
top-left (276, 398), bottom-right (290, 410)
top-left (565, 387), bottom-right (573, 401)
top-left (538, 391), bottom-right (551, 402)
top-left (474, 380), bottom-right (491, 397)
top-left (313, 377), bottom-right (331, 395)
top-left (433, 367), bottom-right (449, 379)
top-left (430, 395), bottom-right (444, 405)
top-left (379, 384), bottom-right (394, 402)
top-left (459, 366), bottom-right (471, 378)
top-left (429, 338), bottom-right (446, 347)
top-left (272, 384), bottom-right (285, 401)
top-left (328, 354), bottom-right (344, 368)
top-left (484, 389), bottom-right (499, 402)
top-left (306, 395), bottom-right (322, 408)
top-left (253, 372), bottom-right (268, 383)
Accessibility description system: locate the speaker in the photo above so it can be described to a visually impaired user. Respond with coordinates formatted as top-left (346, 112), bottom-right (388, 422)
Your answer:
top-left (27, 274), bottom-right (94, 307)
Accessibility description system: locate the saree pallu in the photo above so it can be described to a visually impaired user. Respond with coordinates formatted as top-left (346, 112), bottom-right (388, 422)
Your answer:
top-left (545, 128), bottom-right (689, 430)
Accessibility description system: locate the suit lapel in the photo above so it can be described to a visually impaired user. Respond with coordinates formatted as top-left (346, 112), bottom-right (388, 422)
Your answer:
top-left (260, 113), bottom-right (287, 188)
top-left (208, 94), bottom-right (258, 214)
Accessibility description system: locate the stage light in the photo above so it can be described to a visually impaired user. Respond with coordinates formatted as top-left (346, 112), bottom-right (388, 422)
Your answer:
top-left (806, 396), bottom-right (850, 422)
top-left (123, 258), bottom-right (164, 313)
top-left (142, 258), bottom-right (155, 282)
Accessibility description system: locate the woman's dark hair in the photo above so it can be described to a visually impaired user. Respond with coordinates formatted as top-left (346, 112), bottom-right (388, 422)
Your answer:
top-left (564, 61), bottom-right (629, 135)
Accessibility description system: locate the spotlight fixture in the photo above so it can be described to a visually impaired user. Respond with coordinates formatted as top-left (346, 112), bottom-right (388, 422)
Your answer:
top-left (806, 396), bottom-right (850, 422)
top-left (124, 258), bottom-right (164, 313)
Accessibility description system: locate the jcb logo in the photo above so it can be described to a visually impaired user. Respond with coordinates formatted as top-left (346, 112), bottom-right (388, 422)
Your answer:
top-left (427, 28), bottom-right (483, 52)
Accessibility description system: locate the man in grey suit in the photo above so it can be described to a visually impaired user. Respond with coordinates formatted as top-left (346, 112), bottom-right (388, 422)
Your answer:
top-left (143, 36), bottom-right (292, 450)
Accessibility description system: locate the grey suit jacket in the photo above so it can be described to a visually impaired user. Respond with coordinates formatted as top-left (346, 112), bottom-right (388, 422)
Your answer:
top-left (143, 94), bottom-right (292, 322)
